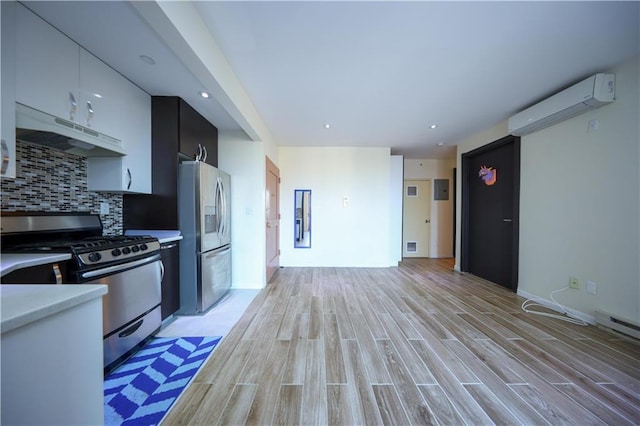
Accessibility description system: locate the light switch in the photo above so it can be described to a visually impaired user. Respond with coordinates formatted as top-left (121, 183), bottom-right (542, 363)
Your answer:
top-left (100, 202), bottom-right (110, 215)
top-left (342, 196), bottom-right (349, 208)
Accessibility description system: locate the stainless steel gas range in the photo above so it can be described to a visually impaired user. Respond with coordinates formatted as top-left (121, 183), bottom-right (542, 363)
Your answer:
top-left (1, 212), bottom-right (163, 373)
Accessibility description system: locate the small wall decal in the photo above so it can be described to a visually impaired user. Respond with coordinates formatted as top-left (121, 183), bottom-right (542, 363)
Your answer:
top-left (479, 165), bottom-right (497, 186)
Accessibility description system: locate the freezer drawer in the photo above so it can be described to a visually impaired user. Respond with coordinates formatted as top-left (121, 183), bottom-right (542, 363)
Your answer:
top-left (198, 244), bottom-right (231, 313)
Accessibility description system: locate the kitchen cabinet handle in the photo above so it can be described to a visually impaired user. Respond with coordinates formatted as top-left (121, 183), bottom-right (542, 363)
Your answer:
top-left (202, 145), bottom-right (208, 163)
top-left (86, 100), bottom-right (94, 127)
top-left (127, 168), bottom-right (132, 190)
top-left (69, 92), bottom-right (77, 121)
top-left (160, 260), bottom-right (165, 282)
top-left (161, 243), bottom-right (178, 250)
top-left (52, 263), bottom-right (63, 284)
top-left (1, 139), bottom-right (9, 176)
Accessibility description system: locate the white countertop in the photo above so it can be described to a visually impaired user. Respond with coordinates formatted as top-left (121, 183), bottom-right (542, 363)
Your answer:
top-left (0, 284), bottom-right (107, 334)
top-left (158, 235), bottom-right (183, 244)
top-left (125, 230), bottom-right (183, 245)
top-left (0, 253), bottom-right (72, 278)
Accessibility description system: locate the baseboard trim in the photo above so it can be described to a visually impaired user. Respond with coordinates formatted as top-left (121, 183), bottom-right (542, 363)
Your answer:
top-left (594, 311), bottom-right (640, 340)
top-left (453, 264), bottom-right (462, 272)
top-left (517, 289), bottom-right (597, 325)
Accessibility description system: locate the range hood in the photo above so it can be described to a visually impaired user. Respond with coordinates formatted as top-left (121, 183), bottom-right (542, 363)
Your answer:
top-left (15, 103), bottom-right (126, 157)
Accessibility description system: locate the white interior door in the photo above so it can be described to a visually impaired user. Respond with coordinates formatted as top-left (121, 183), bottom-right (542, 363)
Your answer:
top-left (403, 180), bottom-right (431, 258)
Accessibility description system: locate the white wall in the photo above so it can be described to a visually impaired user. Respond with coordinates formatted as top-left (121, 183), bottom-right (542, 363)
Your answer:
top-left (218, 130), bottom-right (267, 289)
top-left (279, 146), bottom-right (393, 267)
top-left (455, 56), bottom-right (640, 323)
top-left (518, 56), bottom-right (639, 323)
top-left (404, 158), bottom-right (456, 258)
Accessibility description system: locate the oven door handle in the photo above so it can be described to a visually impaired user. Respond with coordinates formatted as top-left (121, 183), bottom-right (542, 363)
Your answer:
top-left (118, 319), bottom-right (144, 338)
top-left (80, 254), bottom-right (160, 279)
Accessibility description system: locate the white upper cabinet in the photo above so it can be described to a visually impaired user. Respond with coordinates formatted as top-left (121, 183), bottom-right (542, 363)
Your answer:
top-left (84, 47), bottom-right (152, 194)
top-left (79, 50), bottom-right (118, 135)
top-left (79, 49), bottom-right (128, 138)
top-left (14, 4), bottom-right (152, 193)
top-left (15, 4), bottom-right (80, 122)
top-left (87, 87), bottom-right (151, 194)
top-left (1, 1), bottom-right (17, 178)
top-left (81, 49), bottom-right (152, 193)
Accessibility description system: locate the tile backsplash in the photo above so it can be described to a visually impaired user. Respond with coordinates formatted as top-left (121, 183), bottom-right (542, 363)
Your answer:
top-left (1, 141), bottom-right (123, 235)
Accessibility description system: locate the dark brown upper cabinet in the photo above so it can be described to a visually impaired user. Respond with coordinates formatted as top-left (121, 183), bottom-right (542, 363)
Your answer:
top-left (177, 99), bottom-right (218, 166)
top-left (123, 96), bottom-right (218, 231)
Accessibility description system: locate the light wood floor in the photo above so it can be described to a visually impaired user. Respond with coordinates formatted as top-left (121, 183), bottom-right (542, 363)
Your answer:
top-left (163, 259), bottom-right (640, 425)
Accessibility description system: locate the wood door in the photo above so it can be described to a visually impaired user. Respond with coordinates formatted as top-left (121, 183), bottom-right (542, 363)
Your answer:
top-left (265, 157), bottom-right (280, 282)
top-left (403, 180), bottom-right (431, 258)
top-left (462, 135), bottom-right (520, 291)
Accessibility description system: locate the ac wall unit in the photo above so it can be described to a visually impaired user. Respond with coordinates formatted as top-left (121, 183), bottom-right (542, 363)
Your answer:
top-left (508, 73), bottom-right (615, 136)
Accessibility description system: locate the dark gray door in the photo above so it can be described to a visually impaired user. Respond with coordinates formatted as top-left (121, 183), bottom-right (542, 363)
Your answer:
top-left (462, 135), bottom-right (520, 291)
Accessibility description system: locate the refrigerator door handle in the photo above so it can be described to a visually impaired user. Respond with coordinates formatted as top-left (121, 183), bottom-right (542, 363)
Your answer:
top-left (221, 177), bottom-right (227, 238)
top-left (219, 177), bottom-right (227, 238)
top-left (216, 177), bottom-right (223, 237)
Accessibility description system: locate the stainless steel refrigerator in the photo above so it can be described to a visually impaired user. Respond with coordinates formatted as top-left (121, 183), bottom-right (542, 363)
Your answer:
top-left (178, 161), bottom-right (231, 314)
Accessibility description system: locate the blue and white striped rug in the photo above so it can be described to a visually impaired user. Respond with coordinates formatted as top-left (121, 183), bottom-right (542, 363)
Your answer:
top-left (104, 336), bottom-right (221, 426)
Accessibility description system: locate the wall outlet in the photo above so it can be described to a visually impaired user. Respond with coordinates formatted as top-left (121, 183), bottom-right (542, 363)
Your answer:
top-left (100, 202), bottom-right (110, 215)
top-left (587, 281), bottom-right (597, 295)
top-left (569, 276), bottom-right (580, 289)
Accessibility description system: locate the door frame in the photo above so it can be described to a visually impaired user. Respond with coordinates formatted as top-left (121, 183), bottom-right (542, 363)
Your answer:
top-left (265, 156), bottom-right (280, 283)
top-left (461, 135), bottom-right (521, 290)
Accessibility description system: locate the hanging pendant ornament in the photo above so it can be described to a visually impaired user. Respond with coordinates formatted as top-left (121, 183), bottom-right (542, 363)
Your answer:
top-left (479, 165), bottom-right (497, 186)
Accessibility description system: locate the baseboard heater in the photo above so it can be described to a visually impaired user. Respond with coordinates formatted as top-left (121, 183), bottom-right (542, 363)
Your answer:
top-left (595, 311), bottom-right (640, 340)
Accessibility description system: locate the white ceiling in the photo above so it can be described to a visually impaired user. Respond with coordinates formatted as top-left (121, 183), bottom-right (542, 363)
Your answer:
top-left (22, 1), bottom-right (640, 160)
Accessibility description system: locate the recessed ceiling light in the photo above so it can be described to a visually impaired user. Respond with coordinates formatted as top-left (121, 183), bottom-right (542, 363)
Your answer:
top-left (324, 124), bottom-right (331, 129)
top-left (139, 55), bottom-right (156, 65)
top-left (93, 93), bottom-right (103, 99)
top-left (437, 142), bottom-right (445, 146)
top-left (199, 91), bottom-right (211, 99)
top-left (430, 124), bottom-right (438, 129)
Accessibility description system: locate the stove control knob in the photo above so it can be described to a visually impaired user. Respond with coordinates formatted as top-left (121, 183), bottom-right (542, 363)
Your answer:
top-left (131, 245), bottom-right (140, 253)
top-left (140, 243), bottom-right (148, 251)
top-left (88, 252), bottom-right (102, 263)
top-left (111, 248), bottom-right (122, 257)
top-left (122, 247), bottom-right (131, 255)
